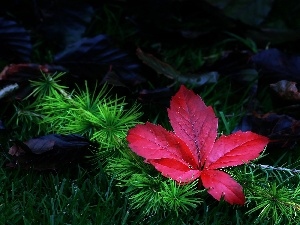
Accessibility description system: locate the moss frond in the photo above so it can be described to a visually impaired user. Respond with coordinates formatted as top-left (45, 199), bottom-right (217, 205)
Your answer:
top-left (246, 180), bottom-right (300, 224)
top-left (36, 79), bottom-right (142, 161)
top-left (27, 71), bottom-right (68, 100)
top-left (230, 163), bottom-right (300, 224)
top-left (107, 146), bottom-right (203, 216)
top-left (89, 99), bottom-right (142, 148)
top-left (6, 100), bottom-right (45, 140)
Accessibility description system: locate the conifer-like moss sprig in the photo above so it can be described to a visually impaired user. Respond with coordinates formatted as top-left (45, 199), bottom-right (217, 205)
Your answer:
top-left (39, 83), bottom-right (141, 150)
top-left (24, 71), bottom-right (142, 161)
top-left (5, 100), bottom-right (45, 140)
top-left (39, 82), bottom-right (111, 138)
top-left (127, 175), bottom-right (203, 216)
top-left (84, 97), bottom-right (142, 149)
top-left (3, 72), bottom-right (69, 140)
top-left (247, 181), bottom-right (300, 224)
top-left (230, 164), bottom-right (300, 224)
top-left (27, 71), bottom-right (69, 100)
top-left (107, 146), bottom-right (203, 216)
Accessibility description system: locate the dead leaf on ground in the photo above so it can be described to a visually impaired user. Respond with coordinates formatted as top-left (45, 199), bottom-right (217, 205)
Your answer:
top-left (7, 134), bottom-right (97, 171)
top-left (136, 48), bottom-right (219, 87)
top-left (235, 112), bottom-right (300, 149)
top-left (270, 80), bottom-right (300, 101)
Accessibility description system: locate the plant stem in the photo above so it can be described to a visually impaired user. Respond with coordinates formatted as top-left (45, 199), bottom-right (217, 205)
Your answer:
top-left (251, 163), bottom-right (300, 174)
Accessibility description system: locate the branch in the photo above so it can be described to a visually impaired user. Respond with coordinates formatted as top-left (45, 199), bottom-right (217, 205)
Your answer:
top-left (250, 163), bottom-right (300, 174)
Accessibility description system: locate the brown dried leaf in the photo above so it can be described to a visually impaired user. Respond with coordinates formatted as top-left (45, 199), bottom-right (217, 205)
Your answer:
top-left (270, 80), bottom-right (300, 101)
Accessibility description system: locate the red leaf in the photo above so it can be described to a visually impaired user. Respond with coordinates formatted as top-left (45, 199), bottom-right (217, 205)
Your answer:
top-left (127, 85), bottom-right (269, 205)
top-left (127, 122), bottom-right (198, 167)
top-left (205, 131), bottom-right (269, 170)
top-left (200, 170), bottom-right (245, 205)
top-left (127, 123), bottom-right (200, 183)
top-left (149, 158), bottom-right (201, 183)
top-left (168, 85), bottom-right (218, 166)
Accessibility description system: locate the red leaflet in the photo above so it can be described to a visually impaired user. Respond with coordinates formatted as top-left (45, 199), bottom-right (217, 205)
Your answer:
top-left (127, 85), bottom-right (269, 205)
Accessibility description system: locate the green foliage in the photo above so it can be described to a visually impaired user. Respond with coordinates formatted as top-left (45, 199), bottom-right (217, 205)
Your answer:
top-left (160, 179), bottom-right (204, 215)
top-left (107, 146), bottom-right (203, 217)
top-left (85, 98), bottom-right (141, 148)
top-left (230, 162), bottom-right (300, 224)
top-left (247, 181), bottom-right (300, 224)
top-left (106, 144), bottom-right (150, 179)
top-left (3, 1), bottom-right (300, 224)
top-left (29, 74), bottom-right (142, 160)
top-left (1, 70), bottom-right (142, 164)
top-left (3, 72), bottom-right (69, 140)
top-left (224, 32), bottom-right (258, 53)
top-left (126, 175), bottom-right (203, 216)
top-left (5, 100), bottom-right (45, 140)
top-left (0, 161), bottom-right (131, 225)
top-left (4, 69), bottom-right (300, 224)
top-left (27, 71), bottom-right (69, 100)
